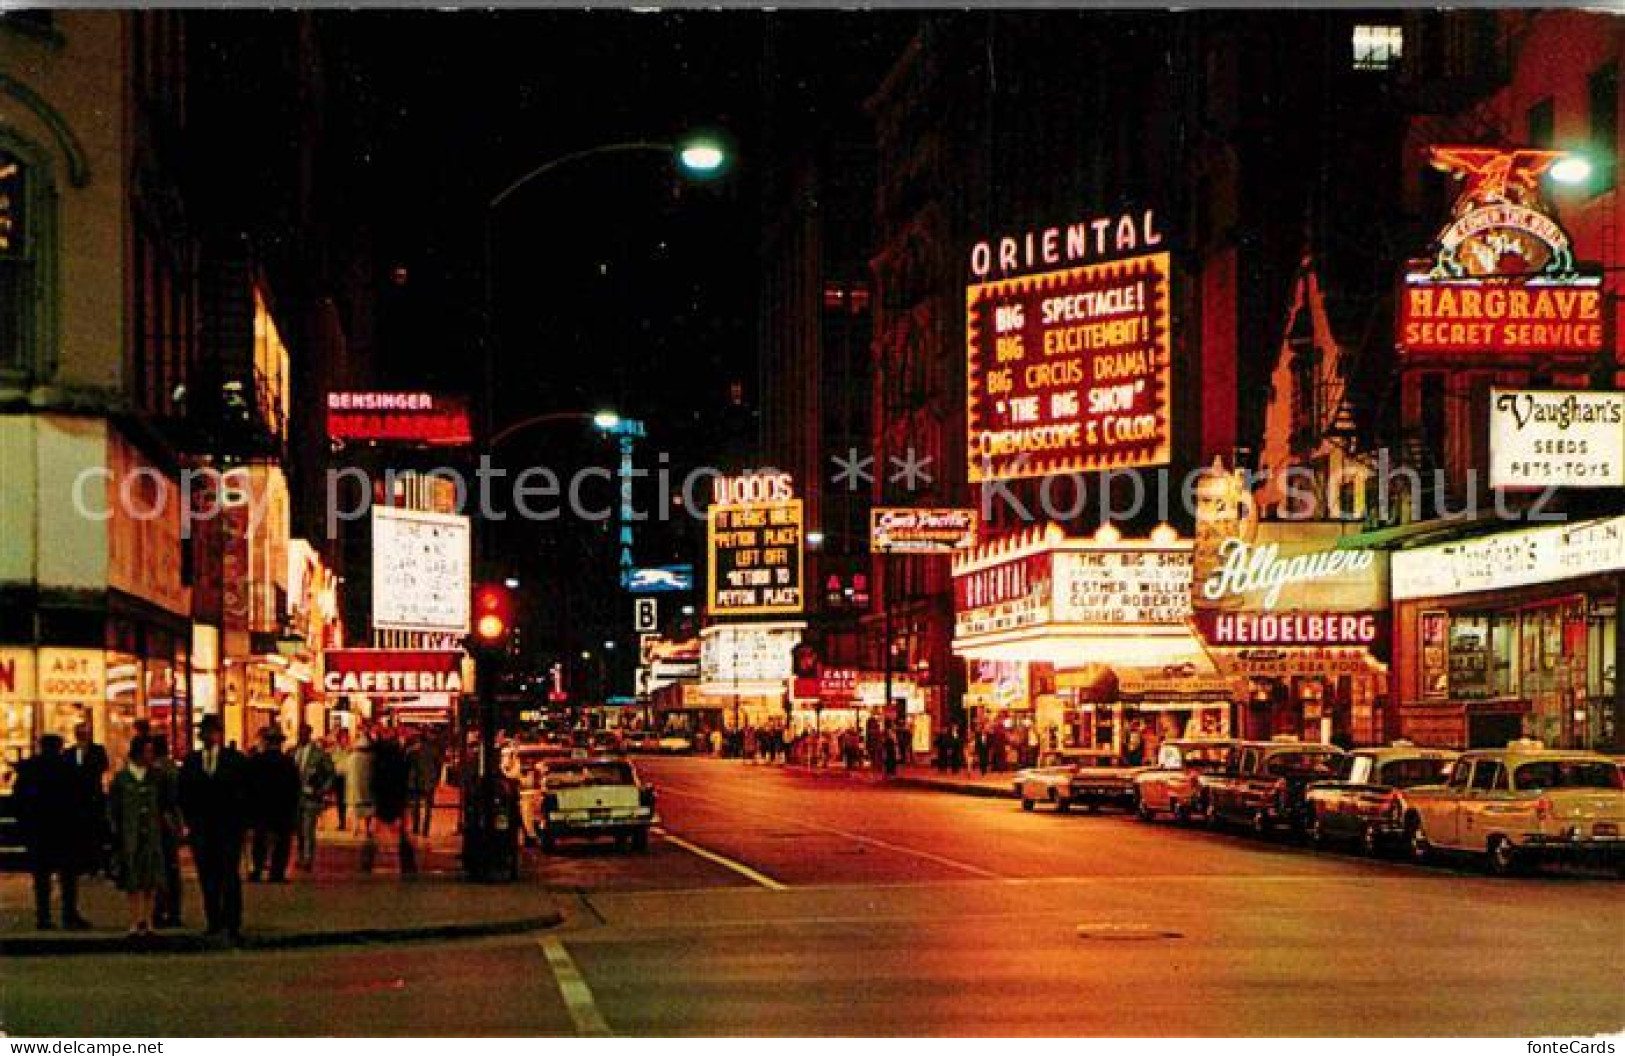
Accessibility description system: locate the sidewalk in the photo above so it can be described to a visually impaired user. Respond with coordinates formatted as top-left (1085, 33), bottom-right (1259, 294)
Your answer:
top-left (1, 798), bottom-right (561, 955)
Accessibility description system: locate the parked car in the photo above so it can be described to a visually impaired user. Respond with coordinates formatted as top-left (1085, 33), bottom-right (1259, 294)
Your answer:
top-left (1197, 739), bottom-right (1346, 835)
top-left (1067, 751), bottom-right (1151, 812)
top-left (524, 757), bottom-right (658, 853)
top-left (1401, 742), bottom-right (1625, 875)
top-left (1134, 739), bottom-right (1236, 822)
top-left (1302, 744), bottom-right (1458, 854)
top-left (1014, 752), bottom-right (1085, 812)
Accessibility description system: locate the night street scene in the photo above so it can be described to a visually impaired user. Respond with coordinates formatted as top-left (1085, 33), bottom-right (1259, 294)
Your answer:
top-left (1, 4), bottom-right (1623, 1045)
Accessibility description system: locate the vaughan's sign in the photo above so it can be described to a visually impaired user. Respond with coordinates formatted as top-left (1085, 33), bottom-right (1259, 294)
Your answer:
top-left (1200, 538), bottom-right (1376, 610)
top-left (1489, 388), bottom-right (1625, 489)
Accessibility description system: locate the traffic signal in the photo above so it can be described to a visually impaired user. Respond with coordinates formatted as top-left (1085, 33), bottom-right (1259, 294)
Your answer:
top-left (470, 582), bottom-right (515, 651)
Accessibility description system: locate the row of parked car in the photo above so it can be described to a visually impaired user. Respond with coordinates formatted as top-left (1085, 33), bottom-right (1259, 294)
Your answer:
top-left (1013, 738), bottom-right (1625, 877)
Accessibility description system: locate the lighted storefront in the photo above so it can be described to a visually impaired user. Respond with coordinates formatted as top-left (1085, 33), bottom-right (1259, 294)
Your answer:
top-left (1392, 516), bottom-right (1622, 750)
top-left (952, 524), bottom-right (1213, 759)
top-left (699, 622), bottom-right (807, 729)
top-left (1193, 521), bottom-right (1391, 746)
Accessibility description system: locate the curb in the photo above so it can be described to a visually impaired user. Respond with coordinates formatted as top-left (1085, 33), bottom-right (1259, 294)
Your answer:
top-left (0, 909), bottom-right (563, 957)
top-left (890, 776), bottom-right (1014, 800)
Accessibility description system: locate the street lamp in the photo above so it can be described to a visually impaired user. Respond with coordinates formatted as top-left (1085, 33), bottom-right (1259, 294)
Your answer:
top-left (678, 137), bottom-right (727, 177)
top-left (1549, 153), bottom-right (1593, 186)
top-left (592, 410), bottom-right (622, 432)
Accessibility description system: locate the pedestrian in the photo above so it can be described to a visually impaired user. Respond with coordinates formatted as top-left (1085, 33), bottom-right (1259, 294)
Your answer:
top-left (69, 720), bottom-right (110, 873)
top-left (346, 729), bottom-right (376, 839)
top-left (407, 730), bottom-right (443, 836)
top-left (150, 735), bottom-right (185, 927)
top-left (329, 727), bottom-right (352, 830)
top-left (949, 725), bottom-right (964, 774)
top-left (974, 726), bottom-right (990, 774)
top-left (292, 723), bottom-right (333, 871)
top-left (370, 726), bottom-right (414, 873)
top-left (14, 733), bottom-right (93, 931)
top-left (1124, 723), bottom-right (1145, 766)
top-left (109, 735), bottom-right (166, 939)
top-left (180, 714), bottom-right (248, 941)
top-left (882, 723), bottom-right (900, 777)
top-left (246, 727), bottom-right (300, 883)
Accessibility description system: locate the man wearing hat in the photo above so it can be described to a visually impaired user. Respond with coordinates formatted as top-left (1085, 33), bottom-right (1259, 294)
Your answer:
top-left (246, 726), bottom-right (301, 883)
top-left (179, 715), bottom-right (248, 939)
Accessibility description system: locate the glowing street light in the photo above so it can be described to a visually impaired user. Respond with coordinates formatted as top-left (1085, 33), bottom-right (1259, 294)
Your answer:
top-left (1549, 154), bottom-right (1593, 186)
top-left (592, 410), bottom-right (622, 431)
top-left (677, 137), bottom-right (727, 177)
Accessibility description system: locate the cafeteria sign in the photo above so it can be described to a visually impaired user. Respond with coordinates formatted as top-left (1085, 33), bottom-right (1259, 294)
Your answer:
top-left (322, 649), bottom-right (464, 696)
top-left (966, 250), bottom-right (1172, 481)
top-left (870, 507), bottom-right (978, 554)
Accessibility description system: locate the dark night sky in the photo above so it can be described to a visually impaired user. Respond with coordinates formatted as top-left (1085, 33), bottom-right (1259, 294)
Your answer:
top-left (315, 11), bottom-right (914, 461)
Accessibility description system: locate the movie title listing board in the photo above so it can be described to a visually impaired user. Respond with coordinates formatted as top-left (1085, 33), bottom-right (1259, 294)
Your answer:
top-left (707, 475), bottom-right (804, 617)
top-left (966, 251), bottom-right (1172, 482)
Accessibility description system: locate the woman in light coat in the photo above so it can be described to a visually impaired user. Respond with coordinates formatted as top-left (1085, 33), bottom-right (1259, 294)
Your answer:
top-left (109, 735), bottom-right (167, 937)
top-left (345, 730), bottom-right (376, 837)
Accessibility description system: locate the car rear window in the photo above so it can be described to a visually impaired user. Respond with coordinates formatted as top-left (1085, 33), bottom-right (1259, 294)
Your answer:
top-left (1380, 757), bottom-right (1453, 788)
top-left (1265, 752), bottom-right (1343, 778)
top-left (546, 762), bottom-right (634, 787)
top-left (1512, 761), bottom-right (1624, 791)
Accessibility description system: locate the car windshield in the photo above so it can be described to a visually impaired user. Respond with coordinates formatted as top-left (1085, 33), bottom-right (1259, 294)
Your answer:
top-left (1180, 746), bottom-right (1229, 769)
top-left (546, 762), bottom-right (634, 787)
top-left (1379, 757), bottom-right (1454, 788)
top-left (1265, 751), bottom-right (1343, 778)
top-left (1511, 761), bottom-right (1624, 791)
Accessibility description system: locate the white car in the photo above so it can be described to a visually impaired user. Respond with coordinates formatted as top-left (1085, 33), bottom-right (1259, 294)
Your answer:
top-left (526, 757), bottom-right (658, 853)
top-left (1014, 753), bottom-right (1086, 812)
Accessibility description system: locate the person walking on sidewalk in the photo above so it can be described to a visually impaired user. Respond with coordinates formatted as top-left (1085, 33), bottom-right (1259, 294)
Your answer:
top-left (328, 728), bottom-right (352, 831)
top-left (292, 724), bottom-right (333, 872)
top-left (369, 726), bottom-right (415, 873)
top-left (406, 730), bottom-right (443, 837)
top-left (109, 735), bottom-right (167, 939)
top-left (150, 735), bottom-right (185, 928)
top-left (14, 733), bottom-right (93, 931)
top-left (180, 715), bottom-right (248, 941)
top-left (247, 727), bottom-right (300, 883)
top-left (346, 729), bottom-right (376, 839)
top-left (69, 720), bottom-right (111, 875)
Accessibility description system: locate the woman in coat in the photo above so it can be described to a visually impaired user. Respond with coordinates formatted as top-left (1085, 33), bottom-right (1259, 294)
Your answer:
top-left (109, 735), bottom-right (167, 937)
top-left (345, 730), bottom-right (375, 838)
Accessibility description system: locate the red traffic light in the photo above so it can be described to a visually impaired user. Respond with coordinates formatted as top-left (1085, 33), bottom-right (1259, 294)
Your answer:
top-left (470, 583), bottom-right (515, 649)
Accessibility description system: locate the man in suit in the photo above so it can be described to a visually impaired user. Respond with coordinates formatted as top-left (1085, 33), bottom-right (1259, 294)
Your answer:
top-left (68, 720), bottom-right (110, 873)
top-left (291, 724), bottom-right (333, 872)
top-left (179, 715), bottom-right (248, 941)
top-left (14, 734), bottom-right (93, 930)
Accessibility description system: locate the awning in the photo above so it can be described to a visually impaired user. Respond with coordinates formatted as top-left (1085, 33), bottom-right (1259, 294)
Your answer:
top-left (954, 623), bottom-right (1212, 668)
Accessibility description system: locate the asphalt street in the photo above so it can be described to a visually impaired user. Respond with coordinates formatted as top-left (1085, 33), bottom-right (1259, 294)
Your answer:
top-left (4, 755), bottom-right (1622, 1037)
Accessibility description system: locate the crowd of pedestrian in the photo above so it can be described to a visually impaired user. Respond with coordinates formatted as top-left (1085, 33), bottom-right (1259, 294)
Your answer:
top-left (11, 715), bottom-right (449, 943)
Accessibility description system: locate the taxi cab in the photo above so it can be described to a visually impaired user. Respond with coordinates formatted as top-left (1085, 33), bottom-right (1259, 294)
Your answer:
top-left (1402, 741), bottom-right (1625, 875)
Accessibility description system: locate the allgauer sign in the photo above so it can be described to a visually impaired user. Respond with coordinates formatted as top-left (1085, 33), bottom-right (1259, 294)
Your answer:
top-left (870, 507), bottom-right (978, 554)
top-left (322, 649), bottom-right (464, 696)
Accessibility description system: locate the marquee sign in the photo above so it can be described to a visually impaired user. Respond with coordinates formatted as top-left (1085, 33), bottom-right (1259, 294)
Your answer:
top-left (326, 392), bottom-right (473, 446)
top-left (1399, 146), bottom-right (1605, 357)
top-left (967, 251), bottom-right (1172, 482)
top-left (371, 507), bottom-right (471, 633)
top-left (707, 471), bottom-right (804, 616)
top-left (870, 507), bottom-right (978, 554)
top-left (322, 649), bottom-right (464, 696)
top-left (1489, 389), bottom-right (1625, 489)
top-left (1392, 516), bottom-right (1625, 601)
top-left (1052, 549), bottom-right (1192, 626)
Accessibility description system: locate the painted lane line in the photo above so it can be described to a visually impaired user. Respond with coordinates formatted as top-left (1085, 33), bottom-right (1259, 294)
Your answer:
top-left (655, 784), bottom-right (1004, 880)
top-left (539, 937), bottom-right (612, 1037)
top-left (654, 827), bottom-right (788, 891)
